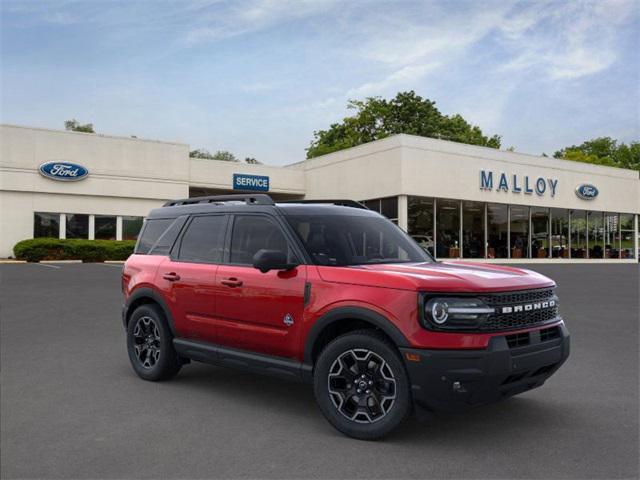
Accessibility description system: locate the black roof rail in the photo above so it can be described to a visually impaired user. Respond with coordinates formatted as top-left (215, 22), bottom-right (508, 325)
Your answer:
top-left (278, 199), bottom-right (369, 210)
top-left (163, 194), bottom-right (274, 207)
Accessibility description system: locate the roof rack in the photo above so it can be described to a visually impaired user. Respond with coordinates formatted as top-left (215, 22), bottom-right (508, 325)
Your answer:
top-left (278, 199), bottom-right (369, 210)
top-left (163, 194), bottom-right (274, 207)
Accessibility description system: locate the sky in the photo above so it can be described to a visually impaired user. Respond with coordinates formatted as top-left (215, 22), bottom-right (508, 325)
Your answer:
top-left (1, 0), bottom-right (639, 165)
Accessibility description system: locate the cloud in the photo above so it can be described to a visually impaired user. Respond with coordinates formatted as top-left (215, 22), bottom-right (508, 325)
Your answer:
top-left (499, 0), bottom-right (637, 79)
top-left (347, 63), bottom-right (440, 97)
top-left (182, 0), bottom-right (341, 44)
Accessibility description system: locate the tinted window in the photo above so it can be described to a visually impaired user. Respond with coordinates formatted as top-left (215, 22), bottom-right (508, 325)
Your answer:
top-left (34, 212), bottom-right (59, 238)
top-left (230, 216), bottom-right (291, 264)
top-left (95, 215), bottom-right (116, 240)
top-left (178, 215), bottom-right (227, 263)
top-left (136, 218), bottom-right (173, 254)
top-left (122, 216), bottom-right (144, 240)
top-left (66, 214), bottom-right (89, 239)
top-left (286, 214), bottom-right (430, 266)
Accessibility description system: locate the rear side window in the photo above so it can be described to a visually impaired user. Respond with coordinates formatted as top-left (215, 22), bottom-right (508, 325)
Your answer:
top-left (229, 215), bottom-right (294, 265)
top-left (177, 215), bottom-right (227, 263)
top-left (135, 218), bottom-right (173, 254)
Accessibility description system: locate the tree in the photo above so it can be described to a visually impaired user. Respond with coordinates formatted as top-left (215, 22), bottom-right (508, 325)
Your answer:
top-left (189, 149), bottom-right (215, 159)
top-left (64, 119), bottom-right (94, 133)
top-left (306, 91), bottom-right (501, 158)
top-left (189, 149), bottom-right (239, 162)
top-left (244, 157), bottom-right (262, 164)
top-left (554, 137), bottom-right (640, 172)
top-left (212, 150), bottom-right (238, 162)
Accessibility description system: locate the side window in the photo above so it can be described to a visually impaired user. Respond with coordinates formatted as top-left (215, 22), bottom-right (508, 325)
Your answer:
top-left (149, 216), bottom-right (188, 255)
top-left (178, 215), bottom-right (227, 263)
top-left (135, 218), bottom-right (173, 254)
top-left (230, 215), bottom-right (292, 265)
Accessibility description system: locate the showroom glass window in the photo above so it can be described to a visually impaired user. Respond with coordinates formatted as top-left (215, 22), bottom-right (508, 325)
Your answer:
top-left (362, 197), bottom-right (398, 223)
top-left (65, 214), bottom-right (89, 239)
top-left (408, 196), bottom-right (434, 255)
top-left (462, 201), bottom-right (484, 258)
top-left (551, 209), bottom-right (570, 258)
top-left (122, 216), bottom-right (144, 240)
top-left (603, 213), bottom-right (619, 259)
top-left (620, 214), bottom-right (636, 259)
top-left (531, 207), bottom-right (550, 258)
top-left (95, 215), bottom-right (117, 240)
top-left (588, 211), bottom-right (604, 258)
top-left (571, 210), bottom-right (587, 258)
top-left (510, 206), bottom-right (530, 259)
top-left (34, 212), bottom-right (59, 238)
top-left (487, 203), bottom-right (508, 259)
top-left (436, 199), bottom-right (460, 258)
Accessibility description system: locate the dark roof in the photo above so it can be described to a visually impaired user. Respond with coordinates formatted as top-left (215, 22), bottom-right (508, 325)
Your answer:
top-left (147, 194), bottom-right (376, 219)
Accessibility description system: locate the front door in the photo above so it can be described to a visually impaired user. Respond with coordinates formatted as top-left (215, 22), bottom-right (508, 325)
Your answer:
top-left (215, 214), bottom-right (306, 359)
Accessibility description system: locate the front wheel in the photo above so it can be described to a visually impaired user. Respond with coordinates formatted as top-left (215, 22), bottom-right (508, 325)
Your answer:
top-left (313, 330), bottom-right (412, 440)
top-left (126, 304), bottom-right (181, 381)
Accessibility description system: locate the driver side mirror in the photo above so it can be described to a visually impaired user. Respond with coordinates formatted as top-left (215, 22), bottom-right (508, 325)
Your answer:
top-left (252, 249), bottom-right (298, 273)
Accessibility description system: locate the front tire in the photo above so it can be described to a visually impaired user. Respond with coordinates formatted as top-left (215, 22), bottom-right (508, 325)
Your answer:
top-left (127, 304), bottom-right (181, 381)
top-left (313, 330), bottom-right (411, 440)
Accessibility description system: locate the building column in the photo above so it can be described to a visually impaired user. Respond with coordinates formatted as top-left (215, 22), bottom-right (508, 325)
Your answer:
top-left (116, 216), bottom-right (123, 241)
top-left (634, 214), bottom-right (639, 260)
top-left (88, 215), bottom-right (95, 240)
top-left (59, 214), bottom-right (66, 239)
top-left (397, 195), bottom-right (408, 232)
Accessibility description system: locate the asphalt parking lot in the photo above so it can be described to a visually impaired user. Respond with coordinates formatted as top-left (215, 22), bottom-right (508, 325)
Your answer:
top-left (1, 263), bottom-right (638, 479)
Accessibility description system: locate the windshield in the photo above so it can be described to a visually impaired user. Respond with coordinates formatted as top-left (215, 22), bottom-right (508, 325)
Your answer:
top-left (285, 214), bottom-right (433, 266)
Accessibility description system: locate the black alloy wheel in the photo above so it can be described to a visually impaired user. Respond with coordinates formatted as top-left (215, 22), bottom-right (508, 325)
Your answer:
top-left (126, 304), bottom-right (181, 381)
top-left (314, 330), bottom-right (411, 440)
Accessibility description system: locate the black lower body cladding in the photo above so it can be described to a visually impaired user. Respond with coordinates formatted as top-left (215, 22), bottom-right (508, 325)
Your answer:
top-left (400, 323), bottom-right (570, 412)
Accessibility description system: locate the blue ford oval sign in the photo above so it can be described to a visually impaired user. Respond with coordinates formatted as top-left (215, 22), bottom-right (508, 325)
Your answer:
top-left (575, 183), bottom-right (598, 200)
top-left (39, 161), bottom-right (89, 182)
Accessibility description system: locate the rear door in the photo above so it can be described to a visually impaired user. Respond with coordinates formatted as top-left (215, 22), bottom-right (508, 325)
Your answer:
top-left (215, 213), bottom-right (307, 359)
top-left (158, 214), bottom-right (228, 343)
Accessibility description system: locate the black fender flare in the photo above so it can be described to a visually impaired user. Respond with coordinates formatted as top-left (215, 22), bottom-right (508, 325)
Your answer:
top-left (124, 287), bottom-right (177, 336)
top-left (303, 306), bottom-right (410, 366)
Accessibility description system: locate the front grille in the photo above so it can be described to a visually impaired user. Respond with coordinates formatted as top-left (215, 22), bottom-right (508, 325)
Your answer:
top-left (478, 287), bottom-right (558, 332)
top-left (479, 288), bottom-right (555, 307)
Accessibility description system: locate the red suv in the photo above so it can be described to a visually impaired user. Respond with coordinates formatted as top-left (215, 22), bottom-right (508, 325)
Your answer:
top-left (122, 194), bottom-right (570, 439)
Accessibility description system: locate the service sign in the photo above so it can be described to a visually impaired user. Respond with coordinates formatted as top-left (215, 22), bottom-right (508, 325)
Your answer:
top-left (575, 184), bottom-right (598, 200)
top-left (39, 161), bottom-right (89, 182)
top-left (233, 173), bottom-right (269, 192)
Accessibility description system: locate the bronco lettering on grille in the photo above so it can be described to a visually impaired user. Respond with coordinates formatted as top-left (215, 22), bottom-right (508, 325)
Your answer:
top-left (500, 299), bottom-right (556, 314)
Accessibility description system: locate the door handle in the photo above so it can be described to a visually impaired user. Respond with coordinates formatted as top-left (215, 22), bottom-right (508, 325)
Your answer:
top-left (162, 272), bottom-right (181, 281)
top-left (221, 277), bottom-right (243, 287)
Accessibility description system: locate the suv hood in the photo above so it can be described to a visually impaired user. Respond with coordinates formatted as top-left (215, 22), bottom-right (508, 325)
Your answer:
top-left (316, 261), bottom-right (554, 293)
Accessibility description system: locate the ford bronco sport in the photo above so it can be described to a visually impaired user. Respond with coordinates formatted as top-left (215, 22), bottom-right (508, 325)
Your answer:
top-left (122, 194), bottom-right (570, 439)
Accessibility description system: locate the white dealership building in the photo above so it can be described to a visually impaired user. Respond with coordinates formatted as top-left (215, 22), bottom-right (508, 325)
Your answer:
top-left (1, 123), bottom-right (638, 262)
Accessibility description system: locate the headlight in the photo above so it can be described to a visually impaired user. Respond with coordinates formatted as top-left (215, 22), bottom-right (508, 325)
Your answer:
top-left (422, 296), bottom-right (494, 330)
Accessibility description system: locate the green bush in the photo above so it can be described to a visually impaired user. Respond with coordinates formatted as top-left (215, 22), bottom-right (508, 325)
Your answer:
top-left (13, 238), bottom-right (136, 262)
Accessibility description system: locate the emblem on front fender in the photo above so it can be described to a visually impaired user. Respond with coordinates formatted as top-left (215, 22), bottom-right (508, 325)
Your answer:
top-left (283, 314), bottom-right (294, 327)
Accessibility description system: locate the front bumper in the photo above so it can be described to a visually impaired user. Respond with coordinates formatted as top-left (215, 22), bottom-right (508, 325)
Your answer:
top-left (399, 323), bottom-right (570, 412)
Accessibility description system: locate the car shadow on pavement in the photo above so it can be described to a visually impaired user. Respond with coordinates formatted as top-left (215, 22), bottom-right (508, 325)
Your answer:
top-left (132, 360), bottom-right (581, 444)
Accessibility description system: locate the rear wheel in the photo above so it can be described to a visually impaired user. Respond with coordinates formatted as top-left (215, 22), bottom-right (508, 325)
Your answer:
top-left (313, 330), bottom-right (411, 440)
top-left (127, 304), bottom-right (181, 381)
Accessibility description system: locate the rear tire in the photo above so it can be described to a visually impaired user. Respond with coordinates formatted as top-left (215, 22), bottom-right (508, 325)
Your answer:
top-left (313, 330), bottom-right (411, 440)
top-left (127, 304), bottom-right (181, 381)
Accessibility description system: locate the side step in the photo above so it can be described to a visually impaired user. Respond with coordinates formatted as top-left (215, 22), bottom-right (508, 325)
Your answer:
top-left (173, 338), bottom-right (310, 383)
